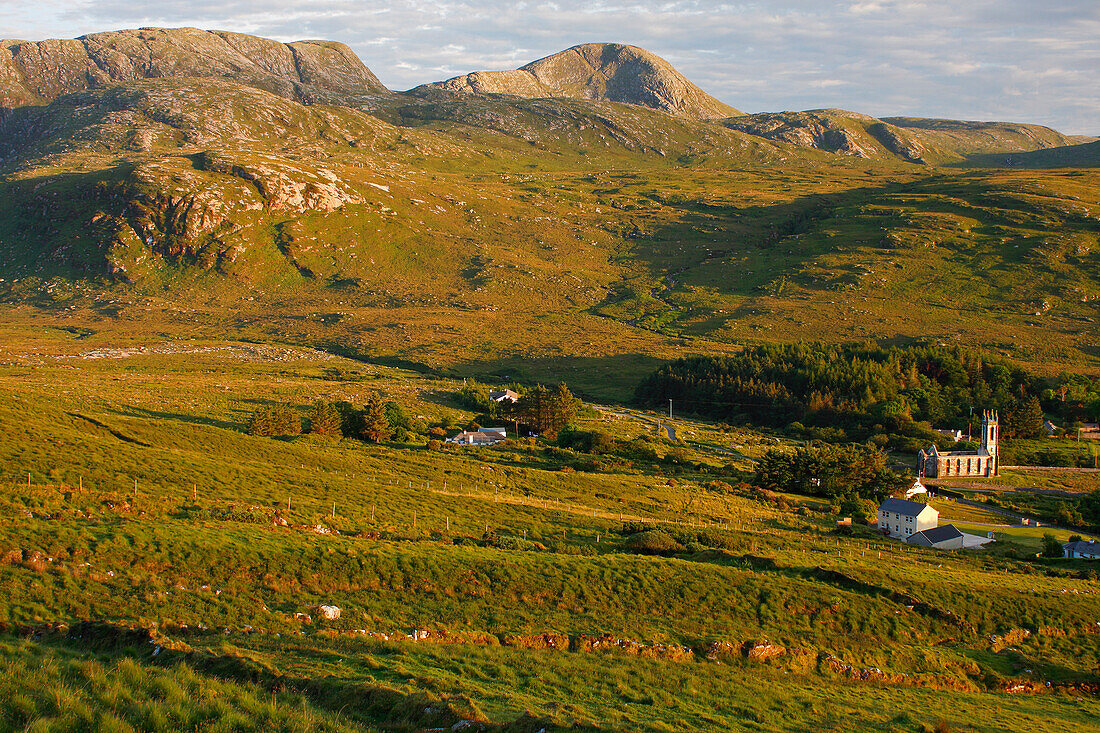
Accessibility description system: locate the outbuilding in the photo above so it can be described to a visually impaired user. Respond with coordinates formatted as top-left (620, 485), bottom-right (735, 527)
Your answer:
top-left (908, 524), bottom-right (965, 550)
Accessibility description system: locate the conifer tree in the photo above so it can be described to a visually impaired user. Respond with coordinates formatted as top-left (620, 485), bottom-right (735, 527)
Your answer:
top-left (308, 400), bottom-right (343, 438)
top-left (359, 393), bottom-right (392, 443)
top-left (272, 405), bottom-right (302, 436)
top-left (247, 406), bottom-right (274, 436)
top-left (517, 383), bottom-right (577, 435)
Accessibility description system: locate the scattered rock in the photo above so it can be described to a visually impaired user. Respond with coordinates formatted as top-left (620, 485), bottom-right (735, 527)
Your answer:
top-left (742, 639), bottom-right (786, 661)
top-left (309, 604), bottom-right (341, 621)
top-left (501, 633), bottom-right (569, 650)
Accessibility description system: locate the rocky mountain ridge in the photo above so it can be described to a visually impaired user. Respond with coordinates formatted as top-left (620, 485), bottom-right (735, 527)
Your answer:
top-left (0, 27), bottom-right (389, 108)
top-left (722, 109), bottom-right (1088, 165)
top-left (415, 43), bottom-right (742, 120)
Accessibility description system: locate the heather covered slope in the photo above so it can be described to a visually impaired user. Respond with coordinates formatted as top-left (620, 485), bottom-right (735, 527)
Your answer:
top-left (1, 75), bottom-right (1099, 381)
top-left (0, 27), bottom-right (390, 108)
top-left (416, 42), bottom-right (742, 119)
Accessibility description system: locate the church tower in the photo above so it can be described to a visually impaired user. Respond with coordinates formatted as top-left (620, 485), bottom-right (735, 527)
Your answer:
top-left (980, 410), bottom-right (999, 476)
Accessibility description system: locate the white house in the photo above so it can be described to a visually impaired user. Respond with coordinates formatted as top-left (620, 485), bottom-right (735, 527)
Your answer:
top-left (447, 428), bottom-right (507, 446)
top-left (489, 389), bottom-right (519, 403)
top-left (1063, 539), bottom-right (1100, 559)
top-left (877, 498), bottom-right (938, 540)
top-left (904, 479), bottom-right (928, 500)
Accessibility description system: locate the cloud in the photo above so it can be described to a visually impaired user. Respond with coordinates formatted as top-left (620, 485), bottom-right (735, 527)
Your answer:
top-left (2, 0), bottom-right (1097, 133)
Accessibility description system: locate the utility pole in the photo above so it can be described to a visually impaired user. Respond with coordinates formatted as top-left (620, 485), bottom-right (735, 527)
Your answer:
top-left (669, 399), bottom-right (673, 419)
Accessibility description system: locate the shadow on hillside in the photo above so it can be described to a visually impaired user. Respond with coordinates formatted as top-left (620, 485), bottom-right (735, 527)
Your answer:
top-left (610, 180), bottom-right (917, 296)
top-left (120, 407), bottom-right (242, 432)
top-left (957, 141), bottom-right (1100, 169)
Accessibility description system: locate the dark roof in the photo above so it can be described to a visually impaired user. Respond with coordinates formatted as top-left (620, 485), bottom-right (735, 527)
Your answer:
top-left (1063, 539), bottom-right (1099, 554)
top-left (878, 498), bottom-right (933, 517)
top-left (911, 524), bottom-right (964, 544)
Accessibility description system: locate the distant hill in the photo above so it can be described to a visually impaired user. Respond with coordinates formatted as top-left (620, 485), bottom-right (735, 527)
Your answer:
top-left (722, 109), bottom-right (1086, 165)
top-left (962, 139), bottom-right (1100, 168)
top-left (415, 43), bottom-right (742, 120)
top-left (0, 27), bottom-right (390, 107)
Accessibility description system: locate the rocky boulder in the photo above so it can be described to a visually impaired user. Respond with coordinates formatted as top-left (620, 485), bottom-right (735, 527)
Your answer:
top-left (741, 639), bottom-right (786, 661)
top-left (309, 604), bottom-right (341, 621)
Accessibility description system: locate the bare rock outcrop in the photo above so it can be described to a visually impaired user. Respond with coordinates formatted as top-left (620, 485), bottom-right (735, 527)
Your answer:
top-left (92, 151), bottom-right (363, 281)
top-left (741, 639), bottom-right (786, 661)
top-left (417, 43), bottom-right (742, 120)
top-left (723, 110), bottom-right (888, 159)
top-left (0, 27), bottom-right (390, 108)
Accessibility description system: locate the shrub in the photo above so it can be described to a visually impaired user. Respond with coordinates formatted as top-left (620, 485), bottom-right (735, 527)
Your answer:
top-left (623, 530), bottom-right (685, 555)
top-left (495, 536), bottom-right (543, 551)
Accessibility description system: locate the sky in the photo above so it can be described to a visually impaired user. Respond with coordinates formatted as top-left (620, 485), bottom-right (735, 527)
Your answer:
top-left (1, 1), bottom-right (1097, 133)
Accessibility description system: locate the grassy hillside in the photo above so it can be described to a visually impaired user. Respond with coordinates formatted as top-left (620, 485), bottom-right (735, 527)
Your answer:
top-left (964, 140), bottom-right (1100, 169)
top-left (0, 334), bottom-right (1098, 731)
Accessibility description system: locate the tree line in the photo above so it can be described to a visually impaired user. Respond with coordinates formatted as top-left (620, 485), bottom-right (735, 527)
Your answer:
top-left (754, 443), bottom-right (909, 520)
top-left (246, 394), bottom-right (415, 443)
top-left (635, 342), bottom-right (1048, 446)
top-left (246, 382), bottom-right (581, 444)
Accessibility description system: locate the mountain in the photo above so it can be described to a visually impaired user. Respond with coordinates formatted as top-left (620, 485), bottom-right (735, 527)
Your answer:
top-left (0, 27), bottom-right (390, 108)
top-left (415, 43), bottom-right (742, 120)
top-left (722, 109), bottom-right (1087, 165)
top-left (0, 29), bottom-right (1098, 379)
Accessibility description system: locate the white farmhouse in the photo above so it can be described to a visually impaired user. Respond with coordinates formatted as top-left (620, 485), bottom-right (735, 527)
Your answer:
top-left (877, 498), bottom-right (938, 541)
top-left (1063, 539), bottom-right (1100, 559)
top-left (489, 389), bottom-right (519, 403)
top-left (447, 428), bottom-right (508, 446)
top-left (904, 479), bottom-right (928, 499)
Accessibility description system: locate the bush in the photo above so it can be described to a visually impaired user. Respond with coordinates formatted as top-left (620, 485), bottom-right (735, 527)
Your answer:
top-left (495, 536), bottom-right (543, 551)
top-left (623, 530), bottom-right (685, 555)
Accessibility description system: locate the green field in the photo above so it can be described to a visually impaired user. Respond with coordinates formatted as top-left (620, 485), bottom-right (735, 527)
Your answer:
top-left (0, 334), bottom-right (1098, 731)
